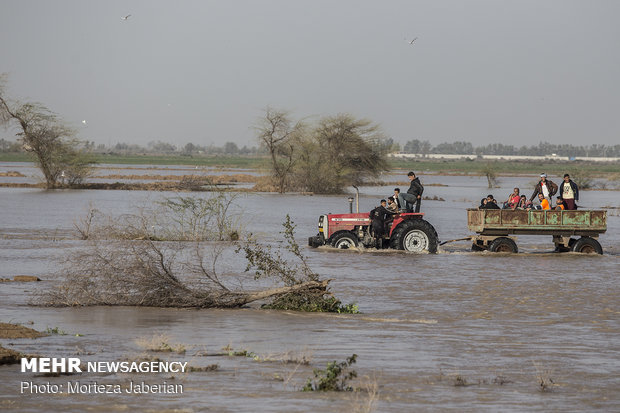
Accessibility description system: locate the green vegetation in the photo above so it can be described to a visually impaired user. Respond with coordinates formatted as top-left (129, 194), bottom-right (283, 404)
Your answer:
top-left (3, 150), bottom-right (619, 177)
top-left (263, 295), bottom-right (359, 313)
top-left (302, 354), bottom-right (358, 392)
top-left (389, 158), bottom-right (620, 175)
top-left (93, 153), bottom-right (270, 168)
top-left (45, 326), bottom-right (67, 335)
top-left (240, 215), bottom-right (359, 313)
top-left (401, 139), bottom-right (620, 157)
top-left (0, 152), bottom-right (269, 168)
top-left (0, 152), bottom-right (32, 162)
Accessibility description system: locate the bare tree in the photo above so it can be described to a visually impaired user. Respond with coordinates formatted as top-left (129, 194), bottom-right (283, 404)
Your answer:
top-left (481, 163), bottom-right (499, 188)
top-left (255, 108), bottom-right (304, 193)
top-left (0, 74), bottom-right (93, 188)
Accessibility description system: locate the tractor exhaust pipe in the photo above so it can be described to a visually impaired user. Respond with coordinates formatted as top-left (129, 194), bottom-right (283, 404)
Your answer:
top-left (352, 185), bottom-right (359, 213)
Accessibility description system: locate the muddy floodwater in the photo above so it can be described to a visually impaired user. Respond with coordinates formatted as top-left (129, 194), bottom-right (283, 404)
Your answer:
top-left (1, 164), bottom-right (619, 412)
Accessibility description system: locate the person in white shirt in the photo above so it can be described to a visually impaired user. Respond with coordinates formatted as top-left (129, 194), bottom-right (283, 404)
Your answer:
top-left (559, 173), bottom-right (579, 210)
top-left (529, 173), bottom-right (558, 204)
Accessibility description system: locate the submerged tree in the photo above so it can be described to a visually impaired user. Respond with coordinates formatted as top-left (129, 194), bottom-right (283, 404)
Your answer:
top-left (294, 114), bottom-right (390, 193)
top-left (256, 110), bottom-right (390, 194)
top-left (0, 74), bottom-right (93, 188)
top-left (481, 162), bottom-right (499, 188)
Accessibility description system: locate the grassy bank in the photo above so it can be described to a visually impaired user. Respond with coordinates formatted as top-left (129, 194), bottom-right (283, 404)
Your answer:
top-left (390, 158), bottom-right (620, 175)
top-left (2, 152), bottom-right (618, 175)
top-left (93, 154), bottom-right (270, 168)
top-left (0, 152), bottom-right (31, 162)
top-left (0, 152), bottom-right (270, 169)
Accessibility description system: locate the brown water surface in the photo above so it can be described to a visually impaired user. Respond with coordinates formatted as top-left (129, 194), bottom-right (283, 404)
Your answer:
top-left (0, 170), bottom-right (619, 412)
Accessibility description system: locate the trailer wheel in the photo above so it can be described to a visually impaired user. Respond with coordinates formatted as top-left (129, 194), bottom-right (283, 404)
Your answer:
top-left (488, 237), bottom-right (518, 253)
top-left (571, 237), bottom-right (603, 254)
top-left (330, 231), bottom-right (358, 249)
top-left (391, 219), bottom-right (438, 253)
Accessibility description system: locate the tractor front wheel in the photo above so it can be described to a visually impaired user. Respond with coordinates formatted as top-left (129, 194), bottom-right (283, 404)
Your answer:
top-left (330, 231), bottom-right (359, 249)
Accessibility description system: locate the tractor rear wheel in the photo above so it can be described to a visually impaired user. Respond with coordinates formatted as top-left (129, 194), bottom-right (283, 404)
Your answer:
top-left (390, 219), bottom-right (438, 253)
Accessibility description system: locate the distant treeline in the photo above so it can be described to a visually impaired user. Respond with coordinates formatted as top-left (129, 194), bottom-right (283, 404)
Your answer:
top-left (2, 137), bottom-right (619, 158)
top-left (397, 140), bottom-right (620, 157)
top-left (0, 138), bottom-right (263, 156)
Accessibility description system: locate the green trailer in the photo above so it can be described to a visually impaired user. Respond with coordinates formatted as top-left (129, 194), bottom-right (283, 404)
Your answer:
top-left (467, 209), bottom-right (607, 254)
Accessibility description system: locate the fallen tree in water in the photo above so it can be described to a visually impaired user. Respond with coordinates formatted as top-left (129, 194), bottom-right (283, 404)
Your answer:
top-left (40, 203), bottom-right (347, 310)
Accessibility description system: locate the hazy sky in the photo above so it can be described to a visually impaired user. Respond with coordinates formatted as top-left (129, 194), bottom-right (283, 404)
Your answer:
top-left (1, 0), bottom-right (619, 148)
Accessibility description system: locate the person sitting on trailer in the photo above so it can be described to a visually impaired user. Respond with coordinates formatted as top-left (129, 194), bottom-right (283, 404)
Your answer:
top-left (536, 193), bottom-right (550, 210)
top-left (503, 188), bottom-right (521, 209)
top-left (517, 195), bottom-right (533, 210)
top-left (480, 194), bottom-right (500, 209)
top-left (554, 196), bottom-right (565, 210)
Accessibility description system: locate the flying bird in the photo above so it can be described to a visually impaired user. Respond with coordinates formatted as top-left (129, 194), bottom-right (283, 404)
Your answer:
top-left (121, 14), bottom-right (132, 21)
top-left (407, 37), bottom-right (418, 45)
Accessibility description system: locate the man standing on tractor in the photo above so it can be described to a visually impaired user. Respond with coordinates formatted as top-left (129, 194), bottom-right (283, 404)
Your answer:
top-left (398, 172), bottom-right (424, 213)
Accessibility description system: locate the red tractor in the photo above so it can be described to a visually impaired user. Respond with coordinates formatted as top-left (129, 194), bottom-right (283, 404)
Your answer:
top-left (308, 212), bottom-right (439, 253)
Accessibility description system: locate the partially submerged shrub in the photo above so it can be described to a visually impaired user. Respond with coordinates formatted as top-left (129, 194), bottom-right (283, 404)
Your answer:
top-left (41, 211), bottom-right (339, 311)
top-left (73, 192), bottom-right (243, 242)
top-left (569, 169), bottom-right (594, 189)
top-left (239, 215), bottom-right (357, 313)
top-left (188, 364), bottom-right (219, 372)
top-left (533, 361), bottom-right (556, 392)
top-left (135, 333), bottom-right (186, 354)
top-left (263, 295), bottom-right (359, 313)
top-left (157, 193), bottom-right (242, 241)
top-left (302, 354), bottom-right (358, 392)
top-left (45, 326), bottom-right (67, 335)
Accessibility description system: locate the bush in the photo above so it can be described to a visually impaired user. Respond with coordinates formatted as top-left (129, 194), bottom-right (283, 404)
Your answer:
top-left (569, 169), bottom-right (594, 189)
top-left (239, 215), bottom-right (358, 313)
top-left (302, 354), bottom-right (358, 391)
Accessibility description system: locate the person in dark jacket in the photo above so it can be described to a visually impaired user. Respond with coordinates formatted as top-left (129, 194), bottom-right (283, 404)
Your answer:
top-left (480, 194), bottom-right (500, 209)
top-left (559, 173), bottom-right (579, 210)
top-left (397, 172), bottom-right (424, 213)
top-left (530, 173), bottom-right (558, 203)
top-left (369, 199), bottom-right (396, 248)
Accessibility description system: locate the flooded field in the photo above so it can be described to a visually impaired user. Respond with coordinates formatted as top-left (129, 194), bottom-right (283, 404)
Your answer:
top-left (1, 163), bottom-right (619, 412)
